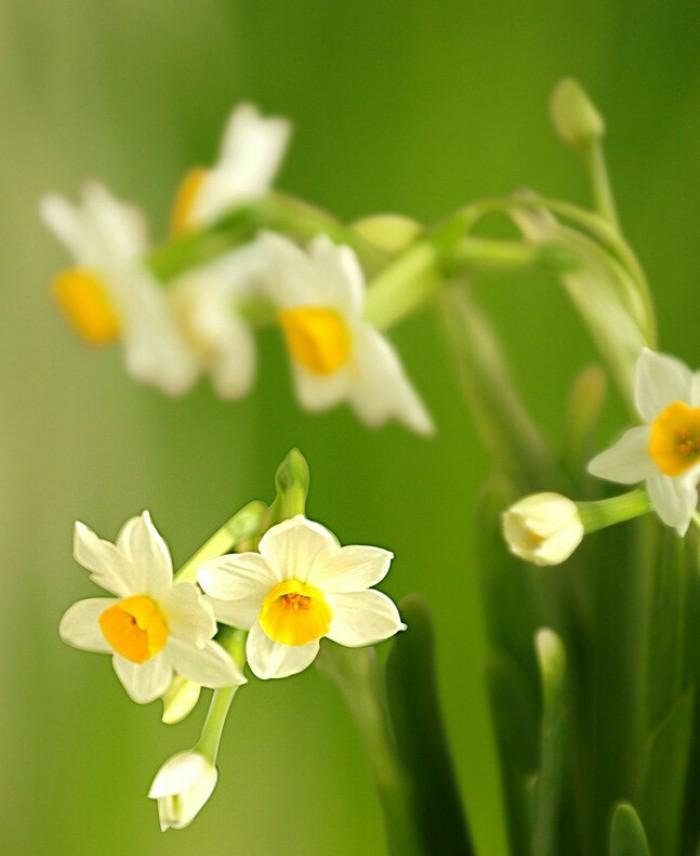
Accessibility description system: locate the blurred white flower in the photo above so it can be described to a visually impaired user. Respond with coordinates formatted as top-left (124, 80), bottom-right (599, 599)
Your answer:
top-left (198, 515), bottom-right (405, 680)
top-left (502, 493), bottom-right (584, 566)
top-left (259, 232), bottom-right (434, 434)
top-left (149, 751), bottom-right (218, 831)
top-left (589, 348), bottom-right (700, 535)
top-left (171, 103), bottom-right (291, 233)
top-left (40, 183), bottom-right (198, 395)
top-left (59, 511), bottom-right (245, 703)
top-left (169, 247), bottom-right (264, 399)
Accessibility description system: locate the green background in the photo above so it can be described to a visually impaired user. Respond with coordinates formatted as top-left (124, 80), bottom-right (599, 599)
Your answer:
top-left (1, 1), bottom-right (698, 854)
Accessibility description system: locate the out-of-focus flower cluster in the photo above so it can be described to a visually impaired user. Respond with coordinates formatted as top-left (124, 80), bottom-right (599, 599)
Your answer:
top-left (41, 104), bottom-right (432, 435)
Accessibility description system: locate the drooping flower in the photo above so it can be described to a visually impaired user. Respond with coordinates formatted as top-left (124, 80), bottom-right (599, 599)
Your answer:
top-left (149, 751), bottom-right (217, 831)
top-left (502, 493), bottom-right (584, 566)
top-left (59, 512), bottom-right (245, 703)
top-left (198, 515), bottom-right (406, 680)
top-left (259, 232), bottom-right (434, 434)
top-left (168, 247), bottom-right (263, 399)
top-left (170, 103), bottom-right (291, 234)
top-left (40, 183), bottom-right (198, 395)
top-left (589, 348), bottom-right (700, 534)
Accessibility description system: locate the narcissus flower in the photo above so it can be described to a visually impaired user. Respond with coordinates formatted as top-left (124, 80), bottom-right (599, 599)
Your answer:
top-left (170, 103), bottom-right (291, 234)
top-left (169, 248), bottom-right (264, 399)
top-left (149, 751), bottom-right (217, 831)
top-left (260, 232), bottom-right (434, 434)
top-left (503, 493), bottom-right (584, 566)
top-left (59, 512), bottom-right (245, 703)
top-left (589, 348), bottom-right (700, 534)
top-left (198, 515), bottom-right (406, 680)
top-left (40, 183), bottom-right (197, 395)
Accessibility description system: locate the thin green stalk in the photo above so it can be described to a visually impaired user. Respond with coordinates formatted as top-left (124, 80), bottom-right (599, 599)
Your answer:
top-left (583, 140), bottom-right (620, 230)
top-left (577, 490), bottom-right (652, 533)
top-left (316, 644), bottom-right (424, 856)
top-left (174, 500), bottom-right (267, 583)
top-left (195, 628), bottom-right (247, 762)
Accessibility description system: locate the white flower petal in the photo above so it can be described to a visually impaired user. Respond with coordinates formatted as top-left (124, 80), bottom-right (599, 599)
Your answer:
top-left (258, 232), bottom-right (320, 306)
top-left (691, 371), bottom-right (700, 407)
top-left (116, 511), bottom-right (172, 594)
top-left (81, 181), bottom-right (148, 260)
top-left (159, 582), bottom-right (216, 645)
top-left (73, 521), bottom-right (132, 596)
top-left (192, 104), bottom-right (291, 225)
top-left (39, 194), bottom-right (92, 261)
top-left (59, 597), bottom-right (116, 652)
top-left (326, 589), bottom-right (405, 647)
top-left (258, 516), bottom-right (339, 581)
top-left (149, 751), bottom-right (218, 831)
top-left (646, 472), bottom-right (698, 535)
top-left (635, 348), bottom-right (692, 421)
top-left (291, 363), bottom-right (352, 412)
top-left (113, 653), bottom-right (173, 704)
top-left (198, 553), bottom-right (276, 629)
top-left (308, 235), bottom-right (365, 316)
top-left (348, 325), bottom-right (434, 435)
top-left (588, 426), bottom-right (654, 484)
top-left (246, 621), bottom-right (319, 679)
top-left (309, 544), bottom-right (393, 593)
top-left (166, 638), bottom-right (245, 688)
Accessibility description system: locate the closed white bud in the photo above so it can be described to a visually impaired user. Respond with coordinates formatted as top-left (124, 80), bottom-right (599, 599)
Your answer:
top-left (148, 751), bottom-right (218, 831)
top-left (502, 492), bottom-right (584, 566)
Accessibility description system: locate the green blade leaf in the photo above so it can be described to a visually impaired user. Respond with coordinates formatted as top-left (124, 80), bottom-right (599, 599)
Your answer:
top-left (609, 802), bottom-right (650, 856)
top-left (385, 594), bottom-right (474, 856)
top-left (531, 629), bottom-right (567, 856)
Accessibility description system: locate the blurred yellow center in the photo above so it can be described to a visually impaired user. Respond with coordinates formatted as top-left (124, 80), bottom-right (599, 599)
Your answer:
top-left (53, 268), bottom-right (120, 344)
top-left (99, 595), bottom-right (168, 663)
top-left (279, 307), bottom-right (351, 375)
top-left (648, 401), bottom-right (700, 476)
top-left (259, 579), bottom-right (332, 646)
top-left (170, 167), bottom-right (208, 234)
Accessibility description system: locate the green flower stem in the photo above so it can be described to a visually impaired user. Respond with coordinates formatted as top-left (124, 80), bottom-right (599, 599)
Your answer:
top-left (316, 644), bottom-right (424, 856)
top-left (174, 500), bottom-right (267, 583)
top-left (577, 489), bottom-right (652, 533)
top-left (147, 192), bottom-right (388, 280)
top-left (581, 139), bottom-right (620, 230)
top-left (195, 628), bottom-right (247, 763)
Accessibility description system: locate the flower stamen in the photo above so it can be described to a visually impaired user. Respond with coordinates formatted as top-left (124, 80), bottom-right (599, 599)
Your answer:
top-left (53, 268), bottom-right (120, 344)
top-left (259, 578), bottom-right (332, 646)
top-left (99, 595), bottom-right (169, 663)
top-left (279, 307), bottom-right (351, 375)
top-left (649, 401), bottom-right (700, 477)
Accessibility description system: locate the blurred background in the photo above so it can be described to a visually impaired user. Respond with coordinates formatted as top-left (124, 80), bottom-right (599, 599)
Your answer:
top-left (1, 1), bottom-right (698, 853)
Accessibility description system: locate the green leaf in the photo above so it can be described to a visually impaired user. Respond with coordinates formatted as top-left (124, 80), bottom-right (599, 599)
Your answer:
top-left (531, 629), bottom-right (567, 856)
top-left (486, 651), bottom-right (539, 856)
top-left (385, 594), bottom-right (474, 856)
top-left (438, 286), bottom-right (566, 493)
top-left (609, 803), bottom-right (650, 856)
top-left (636, 689), bottom-right (695, 856)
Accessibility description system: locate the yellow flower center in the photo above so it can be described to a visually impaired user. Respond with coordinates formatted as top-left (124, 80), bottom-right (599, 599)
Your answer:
top-left (170, 167), bottom-right (208, 234)
top-left (53, 268), bottom-right (120, 344)
top-left (259, 579), bottom-right (332, 646)
top-left (99, 595), bottom-right (169, 663)
top-left (278, 307), bottom-right (352, 375)
top-left (648, 400), bottom-right (700, 476)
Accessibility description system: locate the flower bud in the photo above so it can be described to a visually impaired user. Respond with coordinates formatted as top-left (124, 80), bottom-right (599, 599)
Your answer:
top-left (502, 492), bottom-right (584, 566)
top-left (161, 676), bottom-right (202, 725)
top-left (148, 751), bottom-right (218, 831)
top-left (549, 78), bottom-right (605, 151)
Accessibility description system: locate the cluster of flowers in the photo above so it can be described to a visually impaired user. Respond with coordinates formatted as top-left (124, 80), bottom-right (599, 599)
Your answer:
top-left (59, 506), bottom-right (405, 829)
top-left (504, 348), bottom-right (700, 564)
top-left (41, 104), bottom-right (432, 435)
